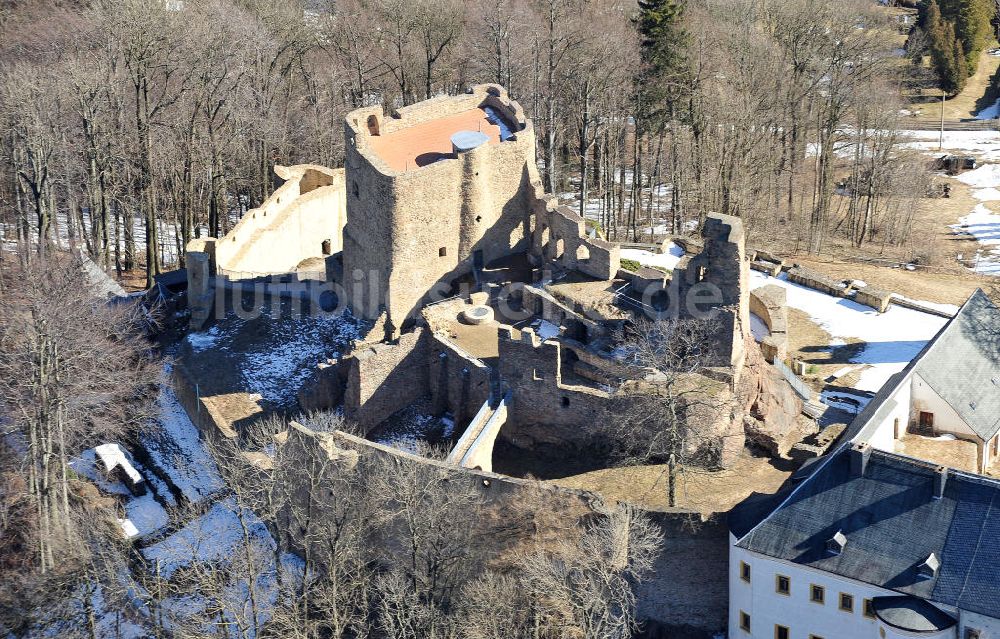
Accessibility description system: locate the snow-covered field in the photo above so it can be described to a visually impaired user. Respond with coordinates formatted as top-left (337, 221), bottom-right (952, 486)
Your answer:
top-left (899, 129), bottom-right (1000, 160)
top-left (620, 242), bottom-right (686, 271)
top-left (750, 271), bottom-right (949, 392)
top-left (895, 128), bottom-right (1000, 274)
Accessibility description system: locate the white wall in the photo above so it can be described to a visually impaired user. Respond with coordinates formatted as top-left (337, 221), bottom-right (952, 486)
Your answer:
top-left (862, 373), bottom-right (913, 453)
top-left (215, 167), bottom-right (347, 277)
top-left (729, 540), bottom-right (957, 639)
top-left (960, 609), bottom-right (1000, 639)
top-left (910, 373), bottom-right (978, 441)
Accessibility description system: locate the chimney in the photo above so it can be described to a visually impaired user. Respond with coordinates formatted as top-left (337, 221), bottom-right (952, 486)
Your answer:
top-left (918, 553), bottom-right (940, 580)
top-left (934, 466), bottom-right (948, 499)
top-left (826, 530), bottom-right (847, 556)
top-left (849, 442), bottom-right (871, 478)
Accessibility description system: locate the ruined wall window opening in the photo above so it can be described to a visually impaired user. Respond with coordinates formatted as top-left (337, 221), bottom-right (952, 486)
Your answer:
top-left (576, 243), bottom-right (590, 262)
top-left (367, 114), bottom-right (380, 135)
top-left (322, 239), bottom-right (332, 256)
top-left (439, 247), bottom-right (448, 257)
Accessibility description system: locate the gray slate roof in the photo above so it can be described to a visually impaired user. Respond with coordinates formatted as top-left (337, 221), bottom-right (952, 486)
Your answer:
top-left (734, 447), bottom-right (1000, 619)
top-left (872, 596), bottom-right (956, 632)
top-left (909, 289), bottom-right (1000, 440)
top-left (846, 289), bottom-right (1000, 444)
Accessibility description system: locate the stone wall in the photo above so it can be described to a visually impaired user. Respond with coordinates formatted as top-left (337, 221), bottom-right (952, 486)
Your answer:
top-left (787, 265), bottom-right (850, 297)
top-left (674, 213), bottom-right (751, 376)
top-left (497, 326), bottom-right (613, 448)
top-left (855, 287), bottom-right (893, 313)
top-left (428, 333), bottom-right (492, 426)
top-left (520, 284), bottom-right (605, 342)
top-left (343, 328), bottom-right (430, 431)
top-left (343, 85), bottom-right (538, 334)
top-left (170, 363), bottom-right (260, 442)
top-left (276, 421), bottom-right (729, 638)
top-left (184, 164), bottom-right (347, 329)
top-left (748, 284), bottom-right (788, 363)
top-left (529, 200), bottom-right (620, 280)
top-left (214, 164), bottom-right (346, 277)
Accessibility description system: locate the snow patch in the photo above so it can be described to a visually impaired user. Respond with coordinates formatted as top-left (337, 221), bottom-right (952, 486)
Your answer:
top-left (955, 164), bottom-right (1000, 188)
top-left (973, 187), bottom-right (1000, 201)
top-left (141, 373), bottom-right (224, 503)
top-left (95, 443), bottom-right (143, 485)
top-left (235, 311), bottom-right (365, 408)
top-left (976, 97), bottom-right (1000, 120)
top-left (950, 203), bottom-right (1000, 275)
top-left (620, 243), bottom-right (685, 271)
top-left (186, 325), bottom-right (223, 352)
top-left (750, 271), bottom-right (949, 392)
top-left (532, 319), bottom-right (561, 340)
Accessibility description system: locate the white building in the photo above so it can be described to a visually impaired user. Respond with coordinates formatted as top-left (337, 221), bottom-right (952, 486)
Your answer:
top-left (729, 445), bottom-right (1000, 639)
top-left (851, 290), bottom-right (1000, 473)
top-left (728, 290), bottom-right (1000, 639)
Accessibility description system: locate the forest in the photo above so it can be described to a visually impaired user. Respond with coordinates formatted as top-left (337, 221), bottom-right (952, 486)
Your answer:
top-left (0, 0), bottom-right (933, 289)
top-left (3, 0), bottom-right (994, 635)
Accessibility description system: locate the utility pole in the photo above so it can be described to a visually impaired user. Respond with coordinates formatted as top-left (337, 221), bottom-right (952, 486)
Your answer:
top-left (940, 90), bottom-right (946, 151)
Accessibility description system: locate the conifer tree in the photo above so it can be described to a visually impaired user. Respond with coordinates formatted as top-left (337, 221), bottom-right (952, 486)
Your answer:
top-left (635, 0), bottom-right (688, 127)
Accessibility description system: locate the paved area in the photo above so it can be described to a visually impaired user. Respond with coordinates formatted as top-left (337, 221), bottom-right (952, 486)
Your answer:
top-left (368, 108), bottom-right (503, 172)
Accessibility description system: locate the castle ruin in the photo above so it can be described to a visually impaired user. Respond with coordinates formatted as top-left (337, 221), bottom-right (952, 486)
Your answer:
top-left (185, 84), bottom-right (804, 474)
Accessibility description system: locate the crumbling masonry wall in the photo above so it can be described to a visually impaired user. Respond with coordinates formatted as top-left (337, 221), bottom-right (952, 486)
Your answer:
top-left (344, 329), bottom-right (430, 431)
top-left (428, 334), bottom-right (492, 427)
top-left (674, 213), bottom-right (751, 376)
top-left (215, 165), bottom-right (346, 277)
top-left (529, 200), bottom-right (620, 280)
top-left (496, 327), bottom-right (614, 448)
top-left (185, 164), bottom-right (347, 328)
top-left (342, 85), bottom-right (538, 332)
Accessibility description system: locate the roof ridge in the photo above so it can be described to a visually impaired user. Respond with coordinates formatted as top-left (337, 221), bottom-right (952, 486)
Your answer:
top-left (955, 485), bottom-right (996, 607)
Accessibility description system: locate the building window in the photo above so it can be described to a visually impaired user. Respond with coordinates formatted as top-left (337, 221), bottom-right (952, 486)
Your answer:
top-left (839, 593), bottom-right (854, 613)
top-left (439, 247), bottom-right (447, 257)
top-left (774, 625), bottom-right (789, 639)
top-left (739, 611), bottom-right (750, 633)
top-left (864, 598), bottom-right (876, 619)
top-left (561, 396), bottom-right (570, 408)
top-left (810, 635), bottom-right (825, 639)
top-left (352, 181), bottom-right (359, 198)
top-left (810, 584), bottom-right (825, 604)
top-left (740, 561), bottom-right (751, 583)
top-left (775, 574), bottom-right (790, 596)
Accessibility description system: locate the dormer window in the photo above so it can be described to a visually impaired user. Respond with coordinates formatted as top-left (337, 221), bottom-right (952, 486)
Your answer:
top-left (918, 553), bottom-right (940, 579)
top-left (826, 530), bottom-right (847, 556)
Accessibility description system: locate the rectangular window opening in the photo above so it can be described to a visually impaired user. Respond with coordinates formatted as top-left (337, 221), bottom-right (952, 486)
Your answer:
top-left (863, 598), bottom-right (876, 619)
top-left (775, 574), bottom-right (790, 596)
top-left (810, 584), bottom-right (825, 604)
top-left (839, 593), bottom-right (854, 613)
top-left (739, 611), bottom-right (751, 633)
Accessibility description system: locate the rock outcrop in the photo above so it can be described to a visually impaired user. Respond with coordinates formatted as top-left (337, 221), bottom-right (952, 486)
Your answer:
top-left (739, 337), bottom-right (809, 456)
